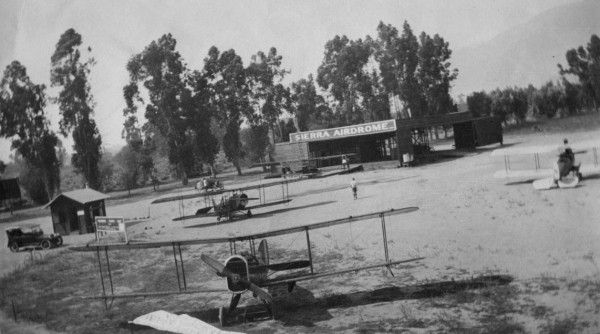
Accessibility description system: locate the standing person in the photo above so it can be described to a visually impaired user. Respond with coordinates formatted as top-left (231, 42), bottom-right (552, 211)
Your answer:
top-left (350, 177), bottom-right (358, 200)
top-left (341, 155), bottom-right (348, 170)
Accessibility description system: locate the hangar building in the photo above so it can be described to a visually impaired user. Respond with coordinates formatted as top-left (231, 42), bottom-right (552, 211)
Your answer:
top-left (273, 112), bottom-right (502, 167)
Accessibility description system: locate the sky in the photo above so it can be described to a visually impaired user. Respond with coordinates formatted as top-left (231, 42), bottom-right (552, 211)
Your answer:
top-left (0, 0), bottom-right (581, 161)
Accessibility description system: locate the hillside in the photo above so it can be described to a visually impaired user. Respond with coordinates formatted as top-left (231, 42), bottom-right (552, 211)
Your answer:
top-left (452, 0), bottom-right (600, 96)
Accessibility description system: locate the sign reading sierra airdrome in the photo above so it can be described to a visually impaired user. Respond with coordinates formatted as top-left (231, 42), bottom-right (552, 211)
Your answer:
top-left (289, 119), bottom-right (397, 143)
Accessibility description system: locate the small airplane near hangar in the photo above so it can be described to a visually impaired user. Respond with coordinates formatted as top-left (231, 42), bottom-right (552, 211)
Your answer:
top-left (71, 206), bottom-right (423, 326)
top-left (152, 178), bottom-right (293, 222)
top-left (491, 138), bottom-right (600, 190)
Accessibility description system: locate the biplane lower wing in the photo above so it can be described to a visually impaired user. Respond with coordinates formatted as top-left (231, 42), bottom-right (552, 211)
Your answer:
top-left (493, 169), bottom-right (553, 179)
top-left (493, 164), bottom-right (600, 179)
top-left (244, 199), bottom-right (292, 210)
top-left (263, 257), bottom-right (425, 286)
top-left (84, 288), bottom-right (227, 300)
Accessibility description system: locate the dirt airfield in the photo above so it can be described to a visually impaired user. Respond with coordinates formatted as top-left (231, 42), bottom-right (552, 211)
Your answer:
top-left (1, 120), bottom-right (599, 333)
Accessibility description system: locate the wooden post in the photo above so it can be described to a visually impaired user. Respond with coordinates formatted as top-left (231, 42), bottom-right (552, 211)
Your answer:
top-left (12, 300), bottom-right (17, 322)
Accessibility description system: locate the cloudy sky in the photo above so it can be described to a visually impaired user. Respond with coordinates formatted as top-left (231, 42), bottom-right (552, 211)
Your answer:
top-left (0, 0), bottom-right (580, 161)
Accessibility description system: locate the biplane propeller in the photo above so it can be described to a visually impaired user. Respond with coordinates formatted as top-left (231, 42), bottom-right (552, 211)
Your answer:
top-left (71, 206), bottom-right (423, 325)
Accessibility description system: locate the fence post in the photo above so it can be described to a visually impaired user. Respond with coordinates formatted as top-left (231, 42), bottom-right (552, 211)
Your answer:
top-left (12, 300), bottom-right (17, 322)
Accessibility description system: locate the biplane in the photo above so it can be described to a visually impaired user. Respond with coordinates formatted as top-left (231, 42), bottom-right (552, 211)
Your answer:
top-left (251, 153), bottom-right (358, 175)
top-left (172, 192), bottom-right (292, 222)
top-left (491, 139), bottom-right (600, 189)
top-left (195, 177), bottom-right (224, 192)
top-left (70, 206), bottom-right (423, 326)
top-left (152, 179), bottom-right (292, 222)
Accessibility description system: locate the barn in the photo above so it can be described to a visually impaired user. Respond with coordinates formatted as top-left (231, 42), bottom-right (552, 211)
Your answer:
top-left (44, 188), bottom-right (110, 235)
top-left (273, 112), bottom-right (502, 167)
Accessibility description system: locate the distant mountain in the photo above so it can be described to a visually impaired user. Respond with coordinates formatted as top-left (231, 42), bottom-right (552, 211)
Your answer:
top-left (451, 0), bottom-right (600, 96)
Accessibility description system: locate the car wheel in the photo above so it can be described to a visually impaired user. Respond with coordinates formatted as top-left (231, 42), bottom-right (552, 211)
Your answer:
top-left (40, 240), bottom-right (51, 250)
top-left (55, 236), bottom-right (63, 247)
top-left (8, 242), bottom-right (19, 252)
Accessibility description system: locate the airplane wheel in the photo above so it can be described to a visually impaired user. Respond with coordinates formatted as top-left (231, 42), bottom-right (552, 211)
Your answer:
top-left (219, 306), bottom-right (227, 327)
top-left (8, 242), bottom-right (19, 252)
top-left (40, 240), bottom-right (51, 250)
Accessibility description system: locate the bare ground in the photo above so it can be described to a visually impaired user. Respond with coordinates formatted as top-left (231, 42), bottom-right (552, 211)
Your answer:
top-left (1, 114), bottom-right (600, 333)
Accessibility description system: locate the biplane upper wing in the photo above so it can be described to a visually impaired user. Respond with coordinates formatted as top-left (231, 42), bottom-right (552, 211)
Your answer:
top-left (490, 139), bottom-right (600, 157)
top-left (150, 179), bottom-right (291, 204)
top-left (70, 206), bottom-right (418, 252)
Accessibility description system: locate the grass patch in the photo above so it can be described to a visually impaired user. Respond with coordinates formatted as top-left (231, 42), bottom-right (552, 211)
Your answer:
top-left (539, 316), bottom-right (578, 334)
top-left (0, 248), bottom-right (223, 333)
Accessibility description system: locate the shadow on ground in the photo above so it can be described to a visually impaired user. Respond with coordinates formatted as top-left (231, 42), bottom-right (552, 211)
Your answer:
top-left (126, 274), bottom-right (513, 331)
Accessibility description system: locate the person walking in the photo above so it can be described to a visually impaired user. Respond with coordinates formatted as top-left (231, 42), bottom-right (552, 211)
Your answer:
top-left (350, 178), bottom-right (358, 200)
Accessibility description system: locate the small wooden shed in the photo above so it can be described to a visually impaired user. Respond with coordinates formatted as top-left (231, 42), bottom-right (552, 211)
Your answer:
top-left (44, 188), bottom-right (110, 235)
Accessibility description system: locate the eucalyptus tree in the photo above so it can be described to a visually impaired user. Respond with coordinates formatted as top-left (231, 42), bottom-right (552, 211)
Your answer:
top-left (204, 47), bottom-right (250, 175)
top-left (50, 28), bottom-right (102, 189)
top-left (317, 35), bottom-right (374, 125)
top-left (559, 34), bottom-right (600, 111)
top-left (123, 34), bottom-right (195, 184)
top-left (1, 61), bottom-right (61, 201)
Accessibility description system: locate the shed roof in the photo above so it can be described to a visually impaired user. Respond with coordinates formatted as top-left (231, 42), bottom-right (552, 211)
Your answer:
top-left (44, 188), bottom-right (110, 209)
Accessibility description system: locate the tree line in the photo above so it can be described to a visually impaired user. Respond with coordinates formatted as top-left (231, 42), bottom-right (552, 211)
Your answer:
top-left (466, 35), bottom-right (600, 124)
top-left (1, 25), bottom-right (598, 204)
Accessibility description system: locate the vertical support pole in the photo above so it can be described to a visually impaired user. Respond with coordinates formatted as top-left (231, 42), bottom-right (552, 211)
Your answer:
top-left (285, 180), bottom-right (289, 200)
top-left (233, 241), bottom-right (237, 254)
top-left (305, 227), bottom-right (314, 274)
top-left (104, 247), bottom-right (114, 295)
top-left (11, 300), bottom-right (17, 322)
top-left (229, 241), bottom-right (234, 255)
top-left (177, 243), bottom-right (187, 290)
top-left (594, 147), bottom-right (598, 166)
top-left (172, 243), bottom-right (182, 291)
top-left (95, 247), bottom-right (107, 309)
top-left (380, 213), bottom-right (390, 264)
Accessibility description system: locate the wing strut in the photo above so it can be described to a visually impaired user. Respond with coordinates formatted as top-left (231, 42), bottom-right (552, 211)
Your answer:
top-left (305, 227), bottom-right (314, 274)
top-left (172, 243), bottom-right (187, 291)
top-left (95, 246), bottom-right (115, 310)
top-left (380, 213), bottom-right (394, 276)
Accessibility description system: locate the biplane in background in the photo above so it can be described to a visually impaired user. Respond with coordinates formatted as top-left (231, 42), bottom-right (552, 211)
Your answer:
top-left (71, 207), bottom-right (423, 325)
top-left (251, 153), bottom-right (359, 176)
top-left (491, 139), bottom-right (600, 189)
top-left (195, 177), bottom-right (224, 192)
top-left (172, 192), bottom-right (292, 222)
top-left (151, 179), bottom-right (292, 222)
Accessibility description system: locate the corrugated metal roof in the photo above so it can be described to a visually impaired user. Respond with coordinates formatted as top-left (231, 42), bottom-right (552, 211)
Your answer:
top-left (44, 188), bottom-right (110, 208)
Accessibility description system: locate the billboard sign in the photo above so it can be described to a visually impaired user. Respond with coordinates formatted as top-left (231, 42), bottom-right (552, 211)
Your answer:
top-left (289, 119), bottom-right (396, 143)
top-left (95, 217), bottom-right (127, 243)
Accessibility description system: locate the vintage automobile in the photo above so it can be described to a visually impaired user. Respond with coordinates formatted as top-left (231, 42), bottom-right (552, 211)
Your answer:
top-left (6, 224), bottom-right (63, 252)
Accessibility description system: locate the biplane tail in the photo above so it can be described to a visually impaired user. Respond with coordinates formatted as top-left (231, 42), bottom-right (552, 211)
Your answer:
top-left (258, 239), bottom-right (269, 265)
